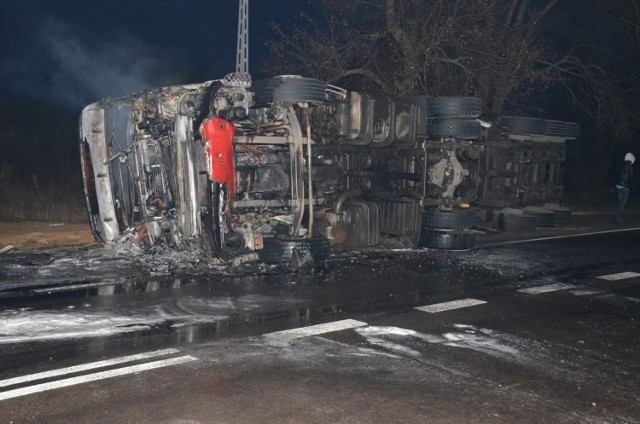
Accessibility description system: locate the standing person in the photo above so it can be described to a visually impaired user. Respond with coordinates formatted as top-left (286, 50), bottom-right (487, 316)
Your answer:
top-left (614, 152), bottom-right (635, 223)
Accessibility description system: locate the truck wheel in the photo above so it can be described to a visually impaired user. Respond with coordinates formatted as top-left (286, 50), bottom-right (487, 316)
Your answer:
top-left (524, 207), bottom-right (555, 228)
top-left (252, 76), bottom-right (326, 105)
top-left (427, 118), bottom-right (481, 139)
top-left (418, 228), bottom-right (475, 250)
top-left (543, 206), bottom-right (572, 226)
top-left (422, 208), bottom-right (477, 230)
top-left (258, 235), bottom-right (331, 264)
top-left (498, 212), bottom-right (538, 232)
top-left (499, 116), bottom-right (545, 136)
top-left (544, 120), bottom-right (580, 138)
top-left (426, 97), bottom-right (482, 118)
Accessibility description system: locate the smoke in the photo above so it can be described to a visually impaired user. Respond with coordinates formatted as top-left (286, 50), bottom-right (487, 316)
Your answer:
top-left (2, 18), bottom-right (177, 109)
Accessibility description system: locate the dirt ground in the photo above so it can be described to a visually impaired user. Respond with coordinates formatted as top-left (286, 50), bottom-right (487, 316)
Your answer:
top-left (0, 221), bottom-right (96, 251)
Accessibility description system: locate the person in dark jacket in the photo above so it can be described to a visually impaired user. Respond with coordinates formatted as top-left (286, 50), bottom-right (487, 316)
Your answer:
top-left (614, 152), bottom-right (635, 223)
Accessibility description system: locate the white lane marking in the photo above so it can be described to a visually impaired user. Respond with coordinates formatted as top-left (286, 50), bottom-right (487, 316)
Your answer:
top-left (414, 298), bottom-right (486, 313)
top-left (0, 348), bottom-right (179, 389)
top-left (33, 281), bottom-right (119, 293)
top-left (597, 272), bottom-right (640, 281)
top-left (480, 227), bottom-right (640, 247)
top-left (0, 355), bottom-right (196, 401)
top-left (264, 319), bottom-right (367, 341)
top-left (518, 283), bottom-right (577, 294)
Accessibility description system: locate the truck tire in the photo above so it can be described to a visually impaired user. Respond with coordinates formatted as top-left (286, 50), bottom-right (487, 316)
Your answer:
top-left (418, 228), bottom-right (475, 250)
top-left (426, 97), bottom-right (482, 118)
top-left (544, 120), bottom-right (580, 138)
top-left (252, 76), bottom-right (326, 105)
top-left (422, 208), bottom-right (477, 230)
top-left (498, 212), bottom-right (538, 232)
top-left (543, 206), bottom-right (572, 226)
top-left (427, 118), bottom-right (481, 139)
top-left (257, 235), bottom-right (331, 264)
top-left (499, 116), bottom-right (545, 136)
top-left (524, 207), bottom-right (556, 228)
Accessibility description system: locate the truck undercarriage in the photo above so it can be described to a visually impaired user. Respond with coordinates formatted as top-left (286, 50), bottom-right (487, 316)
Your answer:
top-left (80, 75), bottom-right (578, 264)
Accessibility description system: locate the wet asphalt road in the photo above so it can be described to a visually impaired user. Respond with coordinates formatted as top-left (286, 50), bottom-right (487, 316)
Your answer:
top-left (1, 216), bottom-right (640, 423)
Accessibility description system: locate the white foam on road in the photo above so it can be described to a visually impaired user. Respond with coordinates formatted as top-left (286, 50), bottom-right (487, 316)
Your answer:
top-left (0, 294), bottom-right (305, 345)
top-left (0, 310), bottom-right (168, 344)
top-left (444, 324), bottom-right (519, 356)
top-left (355, 325), bottom-right (521, 359)
top-left (0, 348), bottom-right (179, 389)
top-left (0, 300), bottom-right (239, 344)
top-left (264, 319), bottom-right (367, 341)
top-left (414, 298), bottom-right (486, 313)
top-left (356, 326), bottom-right (444, 358)
top-left (518, 283), bottom-right (577, 295)
top-left (597, 271), bottom-right (640, 281)
top-left (0, 355), bottom-right (197, 401)
top-left (570, 288), bottom-right (605, 296)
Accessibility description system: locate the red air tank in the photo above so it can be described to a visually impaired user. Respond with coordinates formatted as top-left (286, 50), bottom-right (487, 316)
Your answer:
top-left (201, 117), bottom-right (236, 200)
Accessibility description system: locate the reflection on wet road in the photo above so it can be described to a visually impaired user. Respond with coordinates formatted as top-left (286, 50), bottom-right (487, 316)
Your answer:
top-left (1, 230), bottom-right (640, 350)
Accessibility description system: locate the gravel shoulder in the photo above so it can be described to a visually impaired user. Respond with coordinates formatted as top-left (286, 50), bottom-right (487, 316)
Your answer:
top-left (0, 221), bottom-right (95, 251)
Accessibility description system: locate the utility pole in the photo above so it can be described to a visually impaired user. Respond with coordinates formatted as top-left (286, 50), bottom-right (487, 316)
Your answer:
top-left (225, 0), bottom-right (251, 88)
top-left (236, 0), bottom-right (249, 75)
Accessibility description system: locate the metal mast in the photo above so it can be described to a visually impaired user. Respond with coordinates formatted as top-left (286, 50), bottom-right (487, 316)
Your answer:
top-left (236, 0), bottom-right (249, 75)
top-left (225, 0), bottom-right (251, 87)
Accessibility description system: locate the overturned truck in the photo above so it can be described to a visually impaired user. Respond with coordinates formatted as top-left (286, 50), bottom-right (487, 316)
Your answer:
top-left (80, 75), bottom-right (578, 263)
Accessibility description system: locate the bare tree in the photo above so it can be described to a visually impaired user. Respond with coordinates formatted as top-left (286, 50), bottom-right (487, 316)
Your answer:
top-left (264, 0), bottom-right (560, 115)
top-left (541, 1), bottom-right (640, 143)
top-left (536, 0), bottom-right (640, 195)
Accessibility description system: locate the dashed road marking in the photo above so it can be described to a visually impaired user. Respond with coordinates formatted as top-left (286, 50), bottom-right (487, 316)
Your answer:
top-left (518, 283), bottom-right (577, 295)
top-left (0, 348), bottom-right (180, 389)
top-left (0, 355), bottom-right (196, 401)
top-left (414, 298), bottom-right (487, 313)
top-left (264, 319), bottom-right (368, 341)
top-left (597, 272), bottom-right (640, 281)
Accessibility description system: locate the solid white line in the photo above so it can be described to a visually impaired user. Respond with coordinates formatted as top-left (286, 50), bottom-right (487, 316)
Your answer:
top-left (415, 298), bottom-right (487, 313)
top-left (597, 271), bottom-right (640, 281)
top-left (33, 281), bottom-right (119, 293)
top-left (0, 355), bottom-right (196, 401)
top-left (518, 283), bottom-right (577, 294)
top-left (0, 348), bottom-right (179, 389)
top-left (480, 227), bottom-right (640, 247)
top-left (264, 319), bottom-right (368, 341)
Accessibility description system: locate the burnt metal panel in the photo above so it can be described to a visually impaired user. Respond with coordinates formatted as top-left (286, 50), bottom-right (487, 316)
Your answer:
top-left (344, 200), bottom-right (380, 247)
top-left (379, 198), bottom-right (422, 245)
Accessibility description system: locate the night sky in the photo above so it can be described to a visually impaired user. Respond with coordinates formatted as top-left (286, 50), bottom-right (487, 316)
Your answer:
top-left (0, 0), bottom-right (296, 111)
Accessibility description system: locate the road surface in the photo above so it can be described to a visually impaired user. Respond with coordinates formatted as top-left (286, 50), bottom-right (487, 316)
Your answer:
top-left (0, 214), bottom-right (639, 423)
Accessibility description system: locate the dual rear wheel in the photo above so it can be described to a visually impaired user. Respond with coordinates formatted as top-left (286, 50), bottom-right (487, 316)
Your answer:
top-left (419, 208), bottom-right (477, 250)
